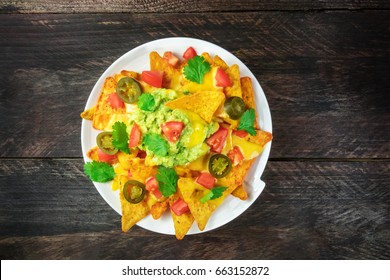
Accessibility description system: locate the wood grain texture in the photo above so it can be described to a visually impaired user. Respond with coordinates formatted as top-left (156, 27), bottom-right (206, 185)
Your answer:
top-left (1, 159), bottom-right (389, 259)
top-left (0, 11), bottom-right (389, 158)
top-left (1, 0), bottom-right (390, 14)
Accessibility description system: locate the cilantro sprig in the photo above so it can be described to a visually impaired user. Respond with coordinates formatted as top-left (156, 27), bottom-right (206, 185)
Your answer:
top-left (183, 55), bottom-right (211, 84)
top-left (112, 121), bottom-right (130, 154)
top-left (84, 161), bottom-right (116, 182)
top-left (143, 133), bottom-right (169, 157)
top-left (138, 93), bottom-right (155, 111)
top-left (237, 108), bottom-right (257, 136)
top-left (200, 186), bottom-right (228, 203)
top-left (155, 166), bottom-right (178, 197)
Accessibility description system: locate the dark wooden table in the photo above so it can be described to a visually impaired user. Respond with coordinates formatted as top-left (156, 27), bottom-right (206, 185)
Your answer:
top-left (1, 0), bottom-right (389, 260)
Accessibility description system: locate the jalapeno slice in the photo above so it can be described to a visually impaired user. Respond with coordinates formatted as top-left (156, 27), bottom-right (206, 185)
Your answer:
top-left (96, 131), bottom-right (118, 155)
top-left (224, 96), bottom-right (246, 120)
top-left (208, 154), bottom-right (232, 178)
top-left (123, 180), bottom-right (146, 204)
top-left (116, 77), bottom-right (141, 104)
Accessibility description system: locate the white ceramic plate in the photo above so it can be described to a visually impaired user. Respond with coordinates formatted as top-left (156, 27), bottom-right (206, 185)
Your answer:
top-left (81, 37), bottom-right (272, 235)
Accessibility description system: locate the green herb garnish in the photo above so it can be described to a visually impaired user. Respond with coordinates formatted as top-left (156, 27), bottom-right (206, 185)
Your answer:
top-left (112, 121), bottom-right (130, 154)
top-left (200, 186), bottom-right (228, 203)
top-left (155, 166), bottom-right (178, 197)
top-left (84, 161), bottom-right (116, 182)
top-left (237, 108), bottom-right (257, 136)
top-left (183, 55), bottom-right (211, 84)
top-left (143, 133), bottom-right (169, 157)
top-left (137, 93), bottom-right (156, 111)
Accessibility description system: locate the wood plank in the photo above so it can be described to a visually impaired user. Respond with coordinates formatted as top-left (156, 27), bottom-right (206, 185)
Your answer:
top-left (0, 12), bottom-right (389, 158)
top-left (1, 0), bottom-right (389, 13)
top-left (1, 159), bottom-right (389, 259)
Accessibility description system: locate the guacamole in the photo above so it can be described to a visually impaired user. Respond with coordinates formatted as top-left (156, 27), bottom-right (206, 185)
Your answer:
top-left (128, 89), bottom-right (217, 167)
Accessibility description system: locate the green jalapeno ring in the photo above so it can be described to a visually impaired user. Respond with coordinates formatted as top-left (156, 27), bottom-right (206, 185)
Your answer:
top-left (96, 131), bottom-right (118, 155)
top-left (224, 96), bottom-right (246, 120)
top-left (123, 180), bottom-right (146, 204)
top-left (116, 77), bottom-right (142, 104)
top-left (208, 154), bottom-right (232, 179)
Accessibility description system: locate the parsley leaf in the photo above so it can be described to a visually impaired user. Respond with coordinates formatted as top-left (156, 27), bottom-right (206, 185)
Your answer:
top-left (137, 93), bottom-right (155, 111)
top-left (183, 55), bottom-right (211, 84)
top-left (112, 121), bottom-right (130, 154)
top-left (84, 161), bottom-right (116, 182)
top-left (200, 186), bottom-right (228, 203)
top-left (155, 166), bottom-right (178, 196)
top-left (237, 108), bottom-right (257, 136)
top-left (143, 133), bottom-right (169, 157)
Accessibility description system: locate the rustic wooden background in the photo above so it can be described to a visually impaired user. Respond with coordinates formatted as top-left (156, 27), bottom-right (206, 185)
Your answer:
top-left (0, 0), bottom-right (389, 259)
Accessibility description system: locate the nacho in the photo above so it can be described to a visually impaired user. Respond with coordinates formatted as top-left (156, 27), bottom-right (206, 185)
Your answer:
top-left (82, 45), bottom-right (272, 240)
top-left (165, 90), bottom-right (225, 123)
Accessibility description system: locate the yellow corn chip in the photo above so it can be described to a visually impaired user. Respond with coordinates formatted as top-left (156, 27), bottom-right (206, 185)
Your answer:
top-left (127, 157), bottom-right (157, 182)
top-left (92, 77), bottom-right (126, 130)
top-left (150, 51), bottom-right (182, 90)
top-left (218, 159), bottom-right (256, 193)
top-left (213, 55), bottom-right (229, 70)
top-left (86, 146), bottom-right (99, 161)
top-left (201, 52), bottom-right (214, 65)
top-left (240, 76), bottom-right (259, 128)
top-left (112, 174), bottom-right (128, 191)
top-left (165, 90), bottom-right (225, 123)
top-left (247, 130), bottom-right (273, 147)
top-left (224, 64), bottom-right (242, 98)
top-left (178, 178), bottom-right (227, 231)
top-left (120, 189), bottom-right (149, 232)
top-left (80, 106), bottom-right (95, 120)
top-left (169, 194), bottom-right (195, 240)
top-left (231, 184), bottom-right (248, 200)
top-left (146, 194), bottom-right (169, 220)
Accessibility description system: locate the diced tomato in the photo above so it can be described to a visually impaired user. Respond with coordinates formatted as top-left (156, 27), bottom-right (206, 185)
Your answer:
top-left (233, 129), bottom-right (248, 138)
top-left (171, 198), bottom-right (190, 216)
top-left (97, 148), bottom-right (117, 164)
top-left (206, 126), bottom-right (229, 153)
top-left (137, 150), bottom-right (146, 158)
top-left (129, 123), bottom-right (142, 148)
top-left (141, 70), bottom-right (163, 88)
top-left (183, 46), bottom-right (197, 60)
top-left (161, 121), bottom-right (185, 143)
top-left (163, 51), bottom-right (179, 67)
top-left (145, 176), bottom-right (163, 199)
top-left (215, 68), bottom-right (232, 87)
top-left (195, 172), bottom-right (216, 189)
top-left (108, 92), bottom-right (125, 109)
top-left (227, 146), bottom-right (244, 166)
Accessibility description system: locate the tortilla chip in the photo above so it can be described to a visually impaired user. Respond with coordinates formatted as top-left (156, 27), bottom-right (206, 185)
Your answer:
top-left (145, 194), bottom-right (169, 220)
top-left (120, 189), bottom-right (149, 232)
top-left (165, 90), bottom-right (225, 123)
top-left (231, 184), bottom-right (248, 200)
top-left (150, 51), bottom-right (182, 90)
top-left (247, 130), bottom-right (273, 147)
top-left (218, 159), bottom-right (256, 193)
top-left (201, 52), bottom-right (214, 65)
top-left (240, 76), bottom-right (259, 129)
top-left (214, 55), bottom-right (229, 70)
top-left (92, 77), bottom-right (126, 130)
top-left (169, 194), bottom-right (195, 240)
top-left (126, 157), bottom-right (157, 182)
top-left (80, 106), bottom-right (95, 120)
top-left (224, 64), bottom-right (242, 98)
top-left (112, 174), bottom-right (128, 191)
top-left (86, 146), bottom-right (99, 161)
top-left (150, 199), bottom-right (169, 219)
top-left (178, 177), bottom-right (228, 231)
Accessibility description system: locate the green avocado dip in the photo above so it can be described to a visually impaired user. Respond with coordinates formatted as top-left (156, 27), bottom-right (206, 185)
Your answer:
top-left (128, 89), bottom-right (218, 167)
